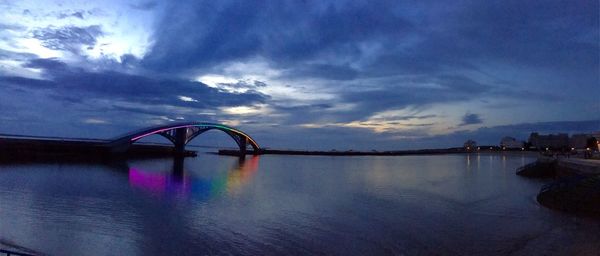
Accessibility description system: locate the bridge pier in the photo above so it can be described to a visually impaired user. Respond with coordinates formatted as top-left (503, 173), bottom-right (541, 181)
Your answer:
top-left (174, 127), bottom-right (187, 155)
top-left (239, 136), bottom-right (247, 157)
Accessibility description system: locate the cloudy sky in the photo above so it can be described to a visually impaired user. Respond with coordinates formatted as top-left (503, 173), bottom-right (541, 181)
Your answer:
top-left (0, 0), bottom-right (598, 150)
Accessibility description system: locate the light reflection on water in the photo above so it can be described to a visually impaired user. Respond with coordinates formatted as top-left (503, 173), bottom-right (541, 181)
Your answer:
top-left (128, 156), bottom-right (259, 200)
top-left (0, 153), bottom-right (599, 255)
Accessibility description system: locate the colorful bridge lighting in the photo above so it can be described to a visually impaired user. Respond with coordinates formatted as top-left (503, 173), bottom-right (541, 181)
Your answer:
top-left (108, 122), bottom-right (260, 154)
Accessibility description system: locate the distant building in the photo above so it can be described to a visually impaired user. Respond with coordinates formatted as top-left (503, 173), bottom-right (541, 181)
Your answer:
top-left (592, 132), bottom-right (600, 141)
top-left (463, 139), bottom-right (477, 150)
top-left (569, 134), bottom-right (590, 149)
top-left (593, 132), bottom-right (600, 151)
top-left (528, 132), bottom-right (569, 150)
top-left (500, 136), bottom-right (524, 149)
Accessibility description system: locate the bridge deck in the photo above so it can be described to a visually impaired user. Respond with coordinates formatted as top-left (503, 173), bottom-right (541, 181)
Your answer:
top-left (0, 122), bottom-right (259, 159)
top-left (0, 136), bottom-right (196, 160)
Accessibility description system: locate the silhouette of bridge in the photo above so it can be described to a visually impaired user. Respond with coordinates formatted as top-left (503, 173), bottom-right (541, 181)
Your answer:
top-left (108, 122), bottom-right (260, 155)
top-left (0, 122), bottom-right (261, 158)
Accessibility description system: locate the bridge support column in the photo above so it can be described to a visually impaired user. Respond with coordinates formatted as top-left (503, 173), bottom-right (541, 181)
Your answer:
top-left (174, 128), bottom-right (187, 155)
top-left (239, 136), bottom-right (247, 157)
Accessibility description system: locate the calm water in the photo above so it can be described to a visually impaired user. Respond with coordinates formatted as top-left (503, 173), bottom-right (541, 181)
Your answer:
top-left (1, 153), bottom-right (599, 255)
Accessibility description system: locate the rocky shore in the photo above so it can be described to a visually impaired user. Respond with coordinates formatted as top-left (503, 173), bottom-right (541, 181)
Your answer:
top-left (516, 156), bottom-right (557, 177)
top-left (517, 156), bottom-right (600, 217)
top-left (537, 175), bottom-right (600, 216)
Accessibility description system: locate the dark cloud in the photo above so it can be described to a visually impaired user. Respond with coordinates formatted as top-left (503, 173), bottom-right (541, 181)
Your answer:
top-left (32, 25), bottom-right (103, 54)
top-left (373, 114), bottom-right (436, 122)
top-left (0, 23), bottom-right (25, 31)
top-left (58, 11), bottom-right (85, 19)
top-left (24, 58), bottom-right (68, 70)
top-left (460, 113), bottom-right (483, 126)
top-left (0, 75), bottom-right (55, 89)
top-left (110, 105), bottom-right (176, 117)
top-left (338, 75), bottom-right (491, 120)
top-left (142, 0), bottom-right (412, 73)
top-left (279, 64), bottom-right (359, 81)
top-left (401, 123), bottom-right (434, 127)
top-left (4, 58), bottom-right (267, 111)
top-left (453, 1), bottom-right (598, 69)
top-left (142, 0), bottom-right (598, 80)
top-left (275, 104), bottom-right (332, 112)
top-left (215, 80), bottom-right (268, 91)
top-left (118, 54), bottom-right (142, 68)
top-left (0, 49), bottom-right (37, 61)
top-left (130, 1), bottom-right (159, 10)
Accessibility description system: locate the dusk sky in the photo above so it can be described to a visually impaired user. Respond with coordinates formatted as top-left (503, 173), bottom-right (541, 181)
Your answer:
top-left (0, 0), bottom-right (598, 150)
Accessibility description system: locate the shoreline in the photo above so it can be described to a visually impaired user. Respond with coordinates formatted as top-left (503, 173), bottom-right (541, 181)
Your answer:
top-left (516, 156), bottom-right (600, 217)
top-left (219, 147), bottom-right (533, 157)
top-left (1, 136), bottom-right (536, 160)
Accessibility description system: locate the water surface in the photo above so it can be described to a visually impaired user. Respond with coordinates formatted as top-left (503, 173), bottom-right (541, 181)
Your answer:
top-left (1, 153), bottom-right (599, 255)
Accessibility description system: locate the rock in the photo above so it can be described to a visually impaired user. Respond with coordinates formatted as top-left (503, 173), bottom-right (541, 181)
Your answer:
top-left (537, 175), bottom-right (600, 217)
top-left (516, 159), bottom-right (557, 178)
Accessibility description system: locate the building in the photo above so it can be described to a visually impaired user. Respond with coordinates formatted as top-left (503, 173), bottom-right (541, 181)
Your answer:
top-left (592, 132), bottom-right (600, 151)
top-left (528, 132), bottom-right (569, 150)
top-left (500, 136), bottom-right (524, 149)
top-left (569, 134), bottom-right (590, 149)
top-left (463, 139), bottom-right (477, 150)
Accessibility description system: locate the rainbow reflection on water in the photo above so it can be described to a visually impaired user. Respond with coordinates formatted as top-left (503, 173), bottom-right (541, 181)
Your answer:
top-left (128, 156), bottom-right (259, 200)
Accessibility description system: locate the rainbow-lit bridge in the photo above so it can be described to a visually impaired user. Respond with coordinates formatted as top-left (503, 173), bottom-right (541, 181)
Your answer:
top-left (0, 122), bottom-right (261, 160)
top-left (108, 122), bottom-right (260, 155)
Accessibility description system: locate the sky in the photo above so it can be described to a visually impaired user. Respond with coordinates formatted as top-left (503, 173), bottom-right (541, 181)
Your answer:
top-left (0, 0), bottom-right (598, 150)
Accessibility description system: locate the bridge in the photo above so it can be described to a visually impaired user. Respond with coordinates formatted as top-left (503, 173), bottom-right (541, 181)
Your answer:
top-left (0, 122), bottom-right (261, 158)
top-left (108, 122), bottom-right (260, 155)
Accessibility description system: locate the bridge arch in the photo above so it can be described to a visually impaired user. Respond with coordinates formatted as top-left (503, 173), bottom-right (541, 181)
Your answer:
top-left (108, 122), bottom-right (260, 155)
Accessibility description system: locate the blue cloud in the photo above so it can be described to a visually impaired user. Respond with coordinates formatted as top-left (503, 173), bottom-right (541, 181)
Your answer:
top-left (460, 113), bottom-right (483, 126)
top-left (129, 1), bottom-right (159, 10)
top-left (57, 11), bottom-right (85, 19)
top-left (142, 1), bottom-right (413, 72)
top-left (4, 58), bottom-right (268, 110)
top-left (32, 25), bottom-right (103, 54)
